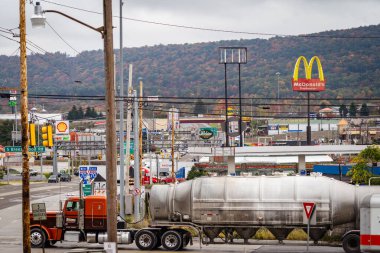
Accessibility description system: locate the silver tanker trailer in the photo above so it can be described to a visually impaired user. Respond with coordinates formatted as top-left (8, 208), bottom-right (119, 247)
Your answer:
top-left (143, 175), bottom-right (380, 252)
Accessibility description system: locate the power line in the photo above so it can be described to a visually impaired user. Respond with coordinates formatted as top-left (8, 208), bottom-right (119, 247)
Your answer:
top-left (46, 21), bottom-right (80, 54)
top-left (40, 0), bottom-right (380, 39)
top-left (10, 47), bottom-right (20, 56)
top-left (23, 93), bottom-right (380, 102)
top-left (0, 27), bottom-right (15, 35)
top-left (26, 39), bottom-right (47, 54)
top-left (0, 33), bottom-right (19, 43)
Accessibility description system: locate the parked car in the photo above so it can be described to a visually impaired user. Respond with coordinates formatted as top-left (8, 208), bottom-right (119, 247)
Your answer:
top-left (60, 173), bottom-right (71, 182)
top-left (73, 169), bottom-right (79, 176)
top-left (48, 175), bottom-right (59, 183)
top-left (29, 169), bottom-right (38, 176)
top-left (159, 176), bottom-right (185, 184)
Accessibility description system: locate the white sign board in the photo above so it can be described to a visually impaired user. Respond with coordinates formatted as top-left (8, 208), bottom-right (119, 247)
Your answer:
top-left (31, 203), bottom-right (47, 221)
top-left (94, 182), bottom-right (107, 196)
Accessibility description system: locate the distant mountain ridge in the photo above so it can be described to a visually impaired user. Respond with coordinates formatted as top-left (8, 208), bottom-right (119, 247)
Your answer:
top-left (0, 24), bottom-right (379, 111)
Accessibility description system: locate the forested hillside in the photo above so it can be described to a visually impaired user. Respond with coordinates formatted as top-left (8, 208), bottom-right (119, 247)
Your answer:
top-left (0, 24), bottom-right (379, 112)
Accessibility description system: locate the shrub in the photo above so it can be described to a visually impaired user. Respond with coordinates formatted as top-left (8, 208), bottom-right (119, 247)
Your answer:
top-left (187, 166), bottom-right (207, 180)
top-left (43, 172), bottom-right (53, 180)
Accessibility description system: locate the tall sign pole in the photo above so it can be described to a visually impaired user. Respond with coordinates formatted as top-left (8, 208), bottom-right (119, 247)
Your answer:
top-left (20, 0), bottom-right (31, 252)
top-left (219, 47), bottom-right (247, 147)
top-left (291, 56), bottom-right (326, 146)
top-left (103, 0), bottom-right (117, 245)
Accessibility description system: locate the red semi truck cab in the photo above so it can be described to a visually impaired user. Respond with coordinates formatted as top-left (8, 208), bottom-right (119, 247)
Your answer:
top-left (30, 194), bottom-right (191, 251)
top-left (30, 196), bottom-right (112, 247)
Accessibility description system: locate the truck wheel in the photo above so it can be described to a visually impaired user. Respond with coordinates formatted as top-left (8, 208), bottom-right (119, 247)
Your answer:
top-left (342, 233), bottom-right (360, 253)
top-left (30, 228), bottom-right (47, 248)
top-left (161, 230), bottom-right (183, 251)
top-left (135, 230), bottom-right (157, 250)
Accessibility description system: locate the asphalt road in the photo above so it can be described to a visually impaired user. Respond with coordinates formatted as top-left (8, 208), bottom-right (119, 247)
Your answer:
top-left (0, 240), bottom-right (344, 253)
top-left (0, 178), bottom-right (79, 210)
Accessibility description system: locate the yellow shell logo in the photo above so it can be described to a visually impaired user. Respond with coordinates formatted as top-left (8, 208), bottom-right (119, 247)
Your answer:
top-left (57, 122), bottom-right (68, 133)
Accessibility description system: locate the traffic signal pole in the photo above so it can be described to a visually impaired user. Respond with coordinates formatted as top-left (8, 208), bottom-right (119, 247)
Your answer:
top-left (53, 143), bottom-right (57, 175)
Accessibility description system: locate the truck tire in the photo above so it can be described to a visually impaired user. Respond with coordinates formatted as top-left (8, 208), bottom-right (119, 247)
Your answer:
top-left (30, 228), bottom-right (47, 248)
top-left (135, 230), bottom-right (157, 251)
top-left (161, 230), bottom-right (183, 251)
top-left (342, 233), bottom-right (360, 253)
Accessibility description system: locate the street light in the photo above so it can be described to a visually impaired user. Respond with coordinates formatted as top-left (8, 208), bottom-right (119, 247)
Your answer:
top-left (31, 0), bottom-right (118, 244)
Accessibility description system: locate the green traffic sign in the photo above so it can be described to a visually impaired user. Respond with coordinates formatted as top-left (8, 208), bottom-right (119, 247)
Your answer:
top-left (8, 101), bottom-right (17, 107)
top-left (83, 184), bottom-right (92, 196)
top-left (5, 146), bottom-right (46, 153)
top-left (123, 140), bottom-right (134, 155)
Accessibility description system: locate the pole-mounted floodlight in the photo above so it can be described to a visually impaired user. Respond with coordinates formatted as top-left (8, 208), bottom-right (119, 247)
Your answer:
top-left (30, 2), bottom-right (104, 36)
top-left (31, 2), bottom-right (46, 28)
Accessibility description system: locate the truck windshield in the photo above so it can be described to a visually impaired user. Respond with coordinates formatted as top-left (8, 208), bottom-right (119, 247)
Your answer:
top-left (66, 201), bottom-right (79, 211)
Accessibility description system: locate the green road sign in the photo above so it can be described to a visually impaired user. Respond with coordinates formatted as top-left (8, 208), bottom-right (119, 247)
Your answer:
top-left (5, 146), bottom-right (46, 152)
top-left (8, 101), bottom-right (17, 107)
top-left (83, 184), bottom-right (92, 196)
top-left (123, 140), bottom-right (134, 155)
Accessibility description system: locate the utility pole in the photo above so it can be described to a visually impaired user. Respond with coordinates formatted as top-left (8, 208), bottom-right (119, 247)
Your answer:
top-left (103, 0), bottom-right (117, 245)
top-left (139, 78), bottom-right (143, 187)
top-left (20, 0), bottom-right (31, 252)
top-left (125, 64), bottom-right (133, 215)
top-left (171, 108), bottom-right (176, 183)
top-left (133, 90), bottom-right (140, 221)
top-left (118, 0), bottom-right (125, 218)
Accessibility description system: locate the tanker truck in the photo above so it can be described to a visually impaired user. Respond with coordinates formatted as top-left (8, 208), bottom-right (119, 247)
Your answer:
top-left (30, 175), bottom-right (380, 252)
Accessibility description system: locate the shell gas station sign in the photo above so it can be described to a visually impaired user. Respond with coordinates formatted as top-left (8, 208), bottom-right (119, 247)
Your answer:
top-left (55, 121), bottom-right (70, 135)
top-left (291, 56), bottom-right (326, 92)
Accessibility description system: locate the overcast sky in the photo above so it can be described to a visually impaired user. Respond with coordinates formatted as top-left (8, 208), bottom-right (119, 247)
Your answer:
top-left (0, 0), bottom-right (379, 56)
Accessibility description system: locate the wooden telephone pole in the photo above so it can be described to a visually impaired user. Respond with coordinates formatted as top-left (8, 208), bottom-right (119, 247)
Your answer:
top-left (20, 1), bottom-right (31, 252)
top-left (103, 0), bottom-right (118, 246)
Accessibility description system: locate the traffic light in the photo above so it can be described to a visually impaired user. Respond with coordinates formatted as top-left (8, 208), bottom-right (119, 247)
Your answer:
top-left (41, 124), bottom-right (53, 147)
top-left (29, 123), bottom-right (36, 146)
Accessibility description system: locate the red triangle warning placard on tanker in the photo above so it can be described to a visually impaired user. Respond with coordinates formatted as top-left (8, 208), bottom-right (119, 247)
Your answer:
top-left (303, 202), bottom-right (316, 219)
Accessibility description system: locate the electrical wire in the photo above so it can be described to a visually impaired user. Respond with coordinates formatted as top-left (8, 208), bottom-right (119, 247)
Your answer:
top-left (45, 21), bottom-right (80, 54)
top-left (0, 27), bottom-right (15, 36)
top-left (0, 33), bottom-right (19, 43)
top-left (2, 92), bottom-right (378, 119)
top-left (26, 39), bottom-right (48, 54)
top-left (40, 0), bottom-right (380, 39)
top-left (10, 47), bottom-right (20, 56)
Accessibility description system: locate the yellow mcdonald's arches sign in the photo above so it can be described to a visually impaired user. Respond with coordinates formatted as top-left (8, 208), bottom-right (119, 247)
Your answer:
top-left (227, 107), bottom-right (238, 116)
top-left (292, 56), bottom-right (326, 92)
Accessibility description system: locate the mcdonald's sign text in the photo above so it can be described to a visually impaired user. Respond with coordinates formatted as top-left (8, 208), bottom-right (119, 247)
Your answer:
top-left (292, 56), bottom-right (326, 92)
